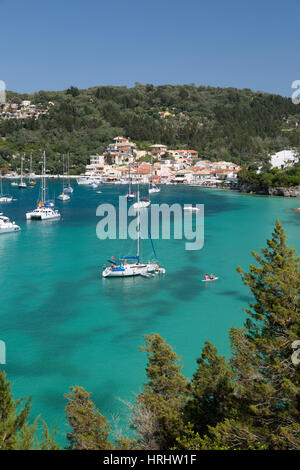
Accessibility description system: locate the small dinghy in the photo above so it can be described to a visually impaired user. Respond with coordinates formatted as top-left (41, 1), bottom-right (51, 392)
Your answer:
top-left (201, 277), bottom-right (219, 282)
top-left (141, 272), bottom-right (155, 278)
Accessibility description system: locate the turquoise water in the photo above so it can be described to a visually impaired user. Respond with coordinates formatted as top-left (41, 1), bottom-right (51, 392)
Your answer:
top-left (0, 181), bottom-right (300, 443)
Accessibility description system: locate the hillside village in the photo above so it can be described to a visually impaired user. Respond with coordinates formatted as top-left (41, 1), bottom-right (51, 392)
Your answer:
top-left (86, 136), bottom-right (241, 186)
top-left (0, 100), bottom-right (53, 120)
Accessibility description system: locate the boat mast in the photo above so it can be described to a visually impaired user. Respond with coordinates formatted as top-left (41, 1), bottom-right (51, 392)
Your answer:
top-left (68, 155), bottom-right (70, 187)
top-left (20, 155), bottom-right (24, 184)
top-left (62, 155), bottom-right (65, 192)
top-left (129, 164), bottom-right (131, 194)
top-left (42, 151), bottom-right (46, 204)
top-left (137, 184), bottom-right (140, 260)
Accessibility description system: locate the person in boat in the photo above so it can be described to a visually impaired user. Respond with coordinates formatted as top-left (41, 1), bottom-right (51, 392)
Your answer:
top-left (209, 274), bottom-right (216, 280)
top-left (204, 274), bottom-right (209, 281)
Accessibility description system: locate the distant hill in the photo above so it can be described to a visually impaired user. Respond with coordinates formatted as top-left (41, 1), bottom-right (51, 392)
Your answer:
top-left (1, 84), bottom-right (300, 173)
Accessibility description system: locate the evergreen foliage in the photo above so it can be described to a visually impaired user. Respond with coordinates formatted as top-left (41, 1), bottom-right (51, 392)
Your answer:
top-left (65, 385), bottom-right (113, 450)
top-left (1, 84), bottom-right (300, 172)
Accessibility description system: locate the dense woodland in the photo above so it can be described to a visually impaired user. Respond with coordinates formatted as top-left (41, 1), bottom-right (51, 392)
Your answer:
top-left (238, 161), bottom-right (300, 190)
top-left (1, 222), bottom-right (300, 450)
top-left (1, 84), bottom-right (300, 173)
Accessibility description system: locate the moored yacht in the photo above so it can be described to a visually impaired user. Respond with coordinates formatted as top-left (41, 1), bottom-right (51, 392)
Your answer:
top-left (132, 197), bottom-right (150, 209)
top-left (0, 194), bottom-right (13, 203)
top-left (0, 213), bottom-right (21, 234)
top-left (26, 151), bottom-right (61, 221)
top-left (57, 155), bottom-right (70, 201)
top-left (26, 204), bottom-right (61, 220)
top-left (77, 176), bottom-right (96, 185)
top-left (64, 156), bottom-right (74, 194)
top-left (102, 187), bottom-right (164, 278)
top-left (18, 155), bottom-right (27, 189)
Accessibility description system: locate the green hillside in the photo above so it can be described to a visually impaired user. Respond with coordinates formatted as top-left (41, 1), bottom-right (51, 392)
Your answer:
top-left (1, 84), bottom-right (300, 173)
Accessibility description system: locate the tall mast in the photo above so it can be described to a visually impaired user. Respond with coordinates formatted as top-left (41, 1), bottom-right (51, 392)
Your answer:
top-left (68, 155), bottom-right (70, 187)
top-left (42, 151), bottom-right (46, 203)
top-left (129, 164), bottom-right (131, 194)
top-left (62, 155), bottom-right (65, 192)
top-left (137, 184), bottom-right (140, 259)
top-left (20, 155), bottom-right (23, 184)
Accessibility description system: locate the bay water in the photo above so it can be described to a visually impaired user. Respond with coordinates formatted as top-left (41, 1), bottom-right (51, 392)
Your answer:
top-left (0, 180), bottom-right (299, 443)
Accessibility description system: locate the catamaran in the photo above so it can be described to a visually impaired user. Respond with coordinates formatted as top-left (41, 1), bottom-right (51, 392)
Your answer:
top-left (64, 155), bottom-right (74, 194)
top-left (102, 187), bottom-right (164, 278)
top-left (18, 155), bottom-right (27, 188)
top-left (26, 152), bottom-right (61, 221)
top-left (57, 155), bottom-right (71, 201)
top-left (0, 176), bottom-right (13, 203)
top-left (0, 213), bottom-right (21, 234)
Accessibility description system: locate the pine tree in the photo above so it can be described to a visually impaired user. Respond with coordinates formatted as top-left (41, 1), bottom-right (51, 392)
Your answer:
top-left (65, 385), bottom-right (113, 450)
top-left (0, 370), bottom-right (36, 450)
top-left (229, 221), bottom-right (300, 449)
top-left (133, 333), bottom-right (188, 449)
top-left (184, 341), bottom-right (236, 435)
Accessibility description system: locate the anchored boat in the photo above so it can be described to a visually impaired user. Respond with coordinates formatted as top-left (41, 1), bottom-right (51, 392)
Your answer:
top-left (57, 155), bottom-right (71, 201)
top-left (0, 213), bottom-right (21, 234)
top-left (102, 187), bottom-right (164, 278)
top-left (26, 152), bottom-right (61, 221)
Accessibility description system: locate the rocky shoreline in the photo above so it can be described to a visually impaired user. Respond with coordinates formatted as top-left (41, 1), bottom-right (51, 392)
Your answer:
top-left (239, 183), bottom-right (300, 198)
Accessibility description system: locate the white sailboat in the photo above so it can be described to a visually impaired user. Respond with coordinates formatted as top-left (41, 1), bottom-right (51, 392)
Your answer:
top-left (26, 152), bottom-right (61, 221)
top-left (29, 153), bottom-right (36, 186)
top-left (102, 187), bottom-right (164, 278)
top-left (0, 175), bottom-right (13, 203)
top-left (0, 213), bottom-right (21, 234)
top-left (18, 155), bottom-right (27, 188)
top-left (57, 155), bottom-right (71, 201)
top-left (64, 155), bottom-right (74, 194)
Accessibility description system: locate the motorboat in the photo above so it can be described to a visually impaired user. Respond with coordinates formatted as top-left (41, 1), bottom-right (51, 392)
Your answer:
top-left (0, 213), bottom-right (21, 234)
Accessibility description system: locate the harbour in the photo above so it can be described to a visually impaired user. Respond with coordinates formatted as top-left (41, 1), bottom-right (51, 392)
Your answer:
top-left (0, 180), bottom-right (299, 444)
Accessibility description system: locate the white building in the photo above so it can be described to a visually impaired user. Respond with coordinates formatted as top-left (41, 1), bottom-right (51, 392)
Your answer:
top-left (85, 154), bottom-right (105, 174)
top-left (270, 150), bottom-right (299, 169)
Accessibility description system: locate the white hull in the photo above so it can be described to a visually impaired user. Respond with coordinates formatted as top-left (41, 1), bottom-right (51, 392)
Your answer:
top-left (0, 226), bottom-right (21, 234)
top-left (102, 263), bottom-right (157, 278)
top-left (57, 193), bottom-right (70, 201)
top-left (183, 206), bottom-right (200, 212)
top-left (26, 208), bottom-right (61, 220)
top-left (0, 196), bottom-right (13, 203)
top-left (64, 187), bottom-right (73, 194)
top-left (0, 215), bottom-right (21, 233)
top-left (149, 188), bottom-right (160, 194)
top-left (132, 201), bottom-right (150, 209)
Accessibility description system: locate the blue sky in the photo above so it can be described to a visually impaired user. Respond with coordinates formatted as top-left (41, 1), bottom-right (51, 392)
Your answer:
top-left (1, 0), bottom-right (299, 96)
